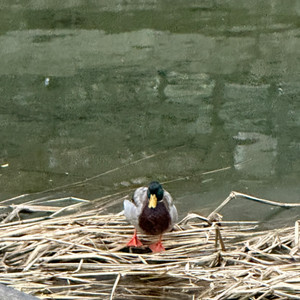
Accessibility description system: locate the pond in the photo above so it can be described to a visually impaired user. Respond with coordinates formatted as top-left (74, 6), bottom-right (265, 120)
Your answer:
top-left (0, 1), bottom-right (299, 225)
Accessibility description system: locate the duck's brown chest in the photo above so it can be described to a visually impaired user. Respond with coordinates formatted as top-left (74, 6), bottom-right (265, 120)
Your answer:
top-left (138, 202), bottom-right (171, 235)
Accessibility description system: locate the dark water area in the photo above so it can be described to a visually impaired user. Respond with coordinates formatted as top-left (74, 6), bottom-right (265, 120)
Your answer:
top-left (0, 1), bottom-right (300, 225)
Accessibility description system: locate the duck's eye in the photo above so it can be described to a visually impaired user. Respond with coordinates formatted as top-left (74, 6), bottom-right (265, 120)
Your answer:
top-left (157, 190), bottom-right (164, 200)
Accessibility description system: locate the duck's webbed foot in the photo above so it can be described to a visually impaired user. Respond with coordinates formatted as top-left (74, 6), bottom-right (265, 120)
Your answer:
top-left (149, 237), bottom-right (165, 252)
top-left (127, 229), bottom-right (143, 247)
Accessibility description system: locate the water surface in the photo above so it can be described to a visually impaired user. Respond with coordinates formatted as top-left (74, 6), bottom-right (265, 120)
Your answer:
top-left (0, 1), bottom-right (300, 225)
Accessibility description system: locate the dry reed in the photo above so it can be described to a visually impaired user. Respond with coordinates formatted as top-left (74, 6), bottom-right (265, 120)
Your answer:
top-left (0, 191), bottom-right (299, 299)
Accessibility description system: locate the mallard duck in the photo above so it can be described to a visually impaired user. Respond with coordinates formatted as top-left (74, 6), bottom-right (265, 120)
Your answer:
top-left (124, 181), bottom-right (178, 252)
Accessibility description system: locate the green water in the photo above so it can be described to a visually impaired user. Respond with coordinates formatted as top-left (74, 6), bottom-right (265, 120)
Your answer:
top-left (0, 1), bottom-right (300, 224)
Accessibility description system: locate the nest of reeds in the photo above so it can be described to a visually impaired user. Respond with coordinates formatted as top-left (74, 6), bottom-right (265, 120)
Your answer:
top-left (0, 191), bottom-right (300, 299)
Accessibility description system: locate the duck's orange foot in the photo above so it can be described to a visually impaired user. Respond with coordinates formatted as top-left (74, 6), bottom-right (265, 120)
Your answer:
top-left (127, 232), bottom-right (143, 247)
top-left (149, 241), bottom-right (165, 253)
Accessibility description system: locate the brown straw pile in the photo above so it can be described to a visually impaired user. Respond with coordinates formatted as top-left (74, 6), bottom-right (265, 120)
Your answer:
top-left (0, 191), bottom-right (300, 299)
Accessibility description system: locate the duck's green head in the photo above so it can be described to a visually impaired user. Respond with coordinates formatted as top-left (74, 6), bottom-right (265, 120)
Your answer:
top-left (147, 181), bottom-right (164, 209)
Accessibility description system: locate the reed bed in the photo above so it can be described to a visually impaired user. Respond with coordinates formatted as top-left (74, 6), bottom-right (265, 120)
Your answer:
top-left (0, 192), bottom-right (300, 299)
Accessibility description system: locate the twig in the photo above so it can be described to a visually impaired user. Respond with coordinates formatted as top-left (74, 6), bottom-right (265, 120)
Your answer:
top-left (110, 273), bottom-right (121, 300)
top-left (0, 194), bottom-right (29, 205)
top-left (202, 166), bottom-right (231, 175)
top-left (295, 221), bottom-right (299, 249)
top-left (215, 224), bottom-right (226, 251)
top-left (208, 191), bottom-right (300, 221)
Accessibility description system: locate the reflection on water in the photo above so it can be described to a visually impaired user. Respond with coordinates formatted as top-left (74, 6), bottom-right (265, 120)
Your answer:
top-left (0, 1), bottom-right (299, 224)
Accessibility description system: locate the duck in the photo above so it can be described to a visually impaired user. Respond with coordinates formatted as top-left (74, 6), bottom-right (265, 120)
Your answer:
top-left (124, 181), bottom-right (178, 252)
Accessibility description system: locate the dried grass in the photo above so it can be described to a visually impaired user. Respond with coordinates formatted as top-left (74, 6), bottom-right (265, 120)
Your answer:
top-left (0, 191), bottom-right (299, 299)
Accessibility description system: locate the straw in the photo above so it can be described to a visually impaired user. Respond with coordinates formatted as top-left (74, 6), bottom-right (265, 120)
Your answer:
top-left (0, 191), bottom-right (299, 299)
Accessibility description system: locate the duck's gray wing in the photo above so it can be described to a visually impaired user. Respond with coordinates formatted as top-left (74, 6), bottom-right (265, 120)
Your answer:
top-left (123, 187), bottom-right (147, 228)
top-left (163, 190), bottom-right (178, 228)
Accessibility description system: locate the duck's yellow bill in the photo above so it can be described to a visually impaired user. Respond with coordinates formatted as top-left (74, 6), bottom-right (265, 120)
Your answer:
top-left (148, 194), bottom-right (157, 208)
